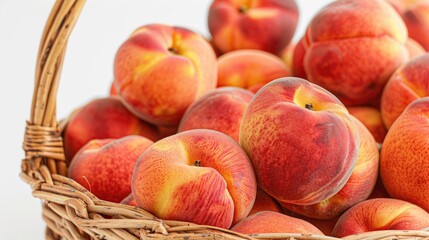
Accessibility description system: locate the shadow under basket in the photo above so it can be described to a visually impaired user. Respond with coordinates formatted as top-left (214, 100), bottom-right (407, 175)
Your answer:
top-left (20, 0), bottom-right (429, 239)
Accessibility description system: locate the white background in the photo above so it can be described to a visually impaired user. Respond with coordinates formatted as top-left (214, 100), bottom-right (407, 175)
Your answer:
top-left (0, 0), bottom-right (334, 238)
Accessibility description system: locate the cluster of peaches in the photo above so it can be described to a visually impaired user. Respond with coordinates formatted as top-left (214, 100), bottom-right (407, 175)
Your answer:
top-left (63, 0), bottom-right (429, 237)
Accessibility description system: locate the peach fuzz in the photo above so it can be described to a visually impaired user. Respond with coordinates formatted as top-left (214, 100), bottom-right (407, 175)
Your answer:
top-left (114, 24), bottom-right (217, 127)
top-left (332, 198), bottom-right (429, 237)
top-left (388, 0), bottom-right (429, 50)
top-left (380, 97), bottom-right (429, 212)
top-left (178, 87), bottom-right (254, 141)
top-left (231, 211), bottom-right (324, 237)
top-left (304, 0), bottom-right (408, 106)
top-left (132, 129), bottom-right (257, 229)
top-left (248, 188), bottom-right (282, 216)
top-left (217, 50), bottom-right (290, 93)
top-left (348, 106), bottom-right (387, 143)
top-left (64, 97), bottom-right (159, 162)
top-left (208, 0), bottom-right (299, 54)
top-left (239, 77), bottom-right (360, 205)
top-left (68, 136), bottom-right (154, 203)
top-left (381, 54), bottom-right (429, 129)
top-left (281, 116), bottom-right (379, 220)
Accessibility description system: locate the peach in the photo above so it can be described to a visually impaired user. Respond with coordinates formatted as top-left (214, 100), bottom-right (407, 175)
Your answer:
top-left (278, 42), bottom-right (295, 70)
top-left (120, 194), bottom-right (137, 207)
top-left (406, 38), bottom-right (426, 59)
top-left (368, 175), bottom-right (391, 199)
top-left (114, 24), bottom-right (217, 127)
top-left (388, 0), bottom-right (429, 51)
top-left (248, 188), bottom-right (282, 216)
top-left (291, 37), bottom-right (308, 79)
top-left (304, 0), bottom-right (409, 106)
top-left (380, 97), bottom-right (429, 211)
top-left (217, 50), bottom-right (290, 93)
top-left (332, 198), bottom-right (429, 237)
top-left (68, 136), bottom-right (153, 203)
top-left (109, 82), bottom-right (117, 96)
top-left (281, 116), bottom-right (379, 220)
top-left (178, 87), bottom-right (254, 141)
top-left (132, 129), bottom-right (257, 228)
top-left (381, 54), bottom-right (429, 129)
top-left (348, 106), bottom-right (387, 143)
top-left (283, 209), bottom-right (338, 236)
top-left (64, 97), bottom-right (159, 161)
top-left (231, 211), bottom-right (324, 236)
top-left (239, 77), bottom-right (360, 205)
top-left (208, 0), bottom-right (299, 54)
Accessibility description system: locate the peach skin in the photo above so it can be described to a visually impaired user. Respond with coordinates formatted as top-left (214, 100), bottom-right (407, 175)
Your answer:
top-left (178, 87), bottom-right (254, 142)
top-left (231, 211), bottom-right (324, 237)
top-left (381, 54), bottom-right (429, 129)
top-left (240, 77), bottom-right (360, 205)
top-left (248, 188), bottom-right (282, 216)
top-left (348, 106), bottom-right (387, 144)
top-left (114, 24), bottom-right (217, 127)
top-left (278, 42), bottom-right (295, 71)
top-left (405, 38), bottom-right (426, 59)
top-left (304, 0), bottom-right (409, 106)
top-left (68, 136), bottom-right (154, 203)
top-left (208, 0), bottom-right (299, 54)
top-left (291, 37), bottom-right (308, 79)
top-left (64, 97), bottom-right (159, 161)
top-left (388, 0), bottom-right (429, 51)
top-left (217, 50), bottom-right (290, 93)
top-left (132, 129), bottom-right (257, 229)
top-left (380, 97), bottom-right (429, 212)
top-left (281, 116), bottom-right (379, 220)
top-left (332, 198), bottom-right (429, 237)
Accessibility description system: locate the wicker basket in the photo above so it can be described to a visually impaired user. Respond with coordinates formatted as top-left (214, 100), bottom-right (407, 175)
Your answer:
top-left (20, 0), bottom-right (429, 239)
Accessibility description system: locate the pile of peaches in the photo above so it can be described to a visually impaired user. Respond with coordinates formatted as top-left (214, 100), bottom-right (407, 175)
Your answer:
top-left (63, 0), bottom-right (429, 237)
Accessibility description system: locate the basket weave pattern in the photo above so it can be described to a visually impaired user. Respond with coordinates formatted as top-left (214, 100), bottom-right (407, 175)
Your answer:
top-left (20, 0), bottom-right (429, 239)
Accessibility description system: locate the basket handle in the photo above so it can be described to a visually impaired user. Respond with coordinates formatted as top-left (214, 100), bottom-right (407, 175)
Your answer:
top-left (22, 0), bottom-right (85, 178)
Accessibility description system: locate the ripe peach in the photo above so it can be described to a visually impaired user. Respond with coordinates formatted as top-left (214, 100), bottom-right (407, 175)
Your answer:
top-left (132, 129), bottom-right (257, 228)
top-left (281, 116), bottom-right (379, 220)
top-left (405, 38), bottom-right (426, 59)
top-left (178, 87), bottom-right (254, 142)
top-left (388, 0), bottom-right (429, 51)
top-left (368, 176), bottom-right (391, 199)
top-left (114, 24), bottom-right (217, 127)
top-left (240, 77), bottom-right (360, 205)
top-left (248, 188), bottom-right (282, 216)
top-left (208, 0), bottom-right (299, 54)
top-left (304, 0), bottom-right (409, 106)
top-left (283, 209), bottom-right (338, 236)
top-left (64, 97), bottom-right (159, 161)
top-left (348, 106), bottom-right (387, 143)
top-left (291, 37), bottom-right (308, 79)
top-left (231, 211), bottom-right (324, 236)
top-left (332, 198), bottom-right (429, 237)
top-left (380, 97), bottom-right (429, 211)
top-left (217, 50), bottom-right (290, 93)
top-left (68, 136), bottom-right (153, 203)
top-left (381, 54), bottom-right (429, 129)
top-left (278, 42), bottom-right (295, 70)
